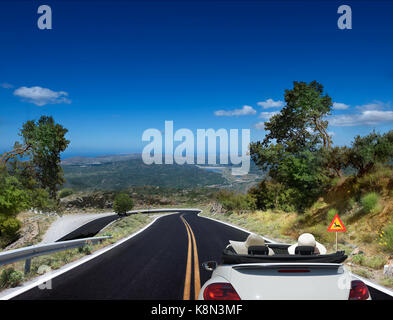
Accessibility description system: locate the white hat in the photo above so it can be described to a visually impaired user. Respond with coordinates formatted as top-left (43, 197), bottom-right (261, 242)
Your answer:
top-left (287, 233), bottom-right (327, 255)
top-left (229, 234), bottom-right (274, 255)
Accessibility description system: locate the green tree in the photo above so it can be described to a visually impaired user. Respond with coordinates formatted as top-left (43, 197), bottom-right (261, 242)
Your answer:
top-left (324, 146), bottom-right (350, 177)
top-left (346, 130), bottom-right (393, 176)
top-left (0, 167), bottom-right (30, 217)
top-left (113, 193), bottom-right (134, 215)
top-left (263, 81), bottom-right (333, 152)
top-left (249, 81), bottom-right (333, 211)
top-left (248, 180), bottom-right (298, 212)
top-left (7, 155), bottom-right (55, 212)
top-left (0, 168), bottom-right (29, 245)
top-left (19, 116), bottom-right (70, 199)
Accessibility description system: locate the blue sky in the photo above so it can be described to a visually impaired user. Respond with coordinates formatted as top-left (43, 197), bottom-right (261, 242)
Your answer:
top-left (0, 0), bottom-right (392, 158)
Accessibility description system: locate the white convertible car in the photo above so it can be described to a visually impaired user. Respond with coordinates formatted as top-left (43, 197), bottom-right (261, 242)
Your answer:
top-left (199, 234), bottom-right (370, 300)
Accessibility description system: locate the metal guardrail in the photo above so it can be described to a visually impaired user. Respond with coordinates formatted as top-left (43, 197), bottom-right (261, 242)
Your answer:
top-left (0, 209), bottom-right (199, 273)
top-left (0, 235), bottom-right (112, 273)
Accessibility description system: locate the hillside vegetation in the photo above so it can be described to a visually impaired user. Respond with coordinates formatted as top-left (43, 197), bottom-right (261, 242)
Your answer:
top-left (62, 159), bottom-right (227, 190)
top-left (207, 165), bottom-right (393, 287)
top-left (206, 81), bottom-right (393, 287)
top-left (0, 116), bottom-right (69, 248)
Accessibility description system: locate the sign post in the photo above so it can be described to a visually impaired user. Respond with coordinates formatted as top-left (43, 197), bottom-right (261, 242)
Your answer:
top-left (327, 214), bottom-right (347, 252)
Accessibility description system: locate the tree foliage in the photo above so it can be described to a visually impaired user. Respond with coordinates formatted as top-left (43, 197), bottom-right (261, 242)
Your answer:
top-left (263, 80), bottom-right (333, 152)
top-left (19, 116), bottom-right (70, 199)
top-left (249, 147), bottom-right (329, 211)
top-left (0, 168), bottom-right (30, 217)
top-left (248, 180), bottom-right (298, 212)
top-left (346, 130), bottom-right (393, 176)
top-left (323, 146), bottom-right (350, 177)
top-left (0, 116), bottom-right (69, 246)
top-left (249, 81), bottom-right (333, 211)
top-left (248, 80), bottom-right (393, 213)
top-left (0, 168), bottom-right (29, 245)
top-left (215, 190), bottom-right (256, 213)
top-left (113, 193), bottom-right (134, 215)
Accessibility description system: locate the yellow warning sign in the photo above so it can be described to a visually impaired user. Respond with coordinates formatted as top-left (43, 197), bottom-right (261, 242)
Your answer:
top-left (327, 214), bottom-right (346, 232)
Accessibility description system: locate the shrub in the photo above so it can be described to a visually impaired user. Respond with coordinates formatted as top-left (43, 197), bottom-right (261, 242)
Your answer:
top-left (0, 268), bottom-right (14, 287)
top-left (359, 233), bottom-right (374, 243)
top-left (78, 244), bottom-right (92, 255)
top-left (0, 217), bottom-right (22, 246)
top-left (59, 188), bottom-right (74, 198)
top-left (113, 193), bottom-right (134, 215)
top-left (379, 277), bottom-right (393, 288)
top-left (351, 254), bottom-right (386, 269)
top-left (347, 130), bottom-right (393, 177)
top-left (365, 256), bottom-right (386, 269)
top-left (248, 181), bottom-right (297, 212)
top-left (327, 208), bottom-right (338, 224)
top-left (0, 170), bottom-right (30, 216)
top-left (348, 198), bottom-right (356, 209)
top-left (0, 268), bottom-right (24, 288)
top-left (351, 254), bottom-right (365, 266)
top-left (216, 190), bottom-right (256, 213)
top-left (306, 223), bottom-right (335, 243)
top-left (354, 269), bottom-right (372, 279)
top-left (378, 224), bottom-right (393, 252)
top-left (8, 270), bottom-right (24, 287)
top-left (360, 192), bottom-right (380, 214)
top-left (30, 188), bottom-right (57, 212)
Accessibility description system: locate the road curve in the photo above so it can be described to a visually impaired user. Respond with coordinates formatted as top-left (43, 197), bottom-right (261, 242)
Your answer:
top-left (12, 210), bottom-right (393, 300)
top-left (13, 211), bottom-right (247, 300)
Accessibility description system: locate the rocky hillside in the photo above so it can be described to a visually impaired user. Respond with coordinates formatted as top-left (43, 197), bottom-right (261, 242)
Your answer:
top-left (59, 186), bottom-right (217, 212)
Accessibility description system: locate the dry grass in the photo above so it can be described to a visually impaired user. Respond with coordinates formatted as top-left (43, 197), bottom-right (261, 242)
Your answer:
top-left (203, 167), bottom-right (393, 287)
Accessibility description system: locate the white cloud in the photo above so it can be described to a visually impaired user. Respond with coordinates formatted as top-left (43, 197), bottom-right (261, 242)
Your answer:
top-left (214, 105), bottom-right (256, 116)
top-left (259, 111), bottom-right (279, 120)
top-left (254, 122), bottom-right (265, 130)
top-left (257, 99), bottom-right (285, 109)
top-left (254, 111), bottom-right (279, 130)
top-left (13, 86), bottom-right (71, 106)
top-left (330, 110), bottom-right (393, 126)
top-left (355, 101), bottom-right (388, 111)
top-left (333, 102), bottom-right (350, 110)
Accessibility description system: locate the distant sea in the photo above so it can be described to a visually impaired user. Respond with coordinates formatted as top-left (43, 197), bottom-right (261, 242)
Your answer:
top-left (61, 151), bottom-right (139, 160)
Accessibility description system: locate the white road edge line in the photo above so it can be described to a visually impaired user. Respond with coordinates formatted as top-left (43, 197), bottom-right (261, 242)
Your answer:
top-left (3, 209), bottom-right (392, 299)
top-left (0, 212), bottom-right (179, 300)
top-left (197, 212), bottom-right (282, 244)
top-left (197, 212), bottom-right (393, 298)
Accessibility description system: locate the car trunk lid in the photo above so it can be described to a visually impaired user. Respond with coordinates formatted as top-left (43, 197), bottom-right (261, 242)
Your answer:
top-left (229, 263), bottom-right (350, 300)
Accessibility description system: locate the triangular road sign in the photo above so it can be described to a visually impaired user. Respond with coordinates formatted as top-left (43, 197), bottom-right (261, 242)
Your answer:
top-left (327, 214), bottom-right (347, 232)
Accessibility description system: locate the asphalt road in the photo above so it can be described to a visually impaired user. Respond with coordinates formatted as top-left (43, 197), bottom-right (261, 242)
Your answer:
top-left (13, 211), bottom-right (393, 300)
top-left (14, 211), bottom-right (247, 300)
top-left (56, 215), bottom-right (120, 242)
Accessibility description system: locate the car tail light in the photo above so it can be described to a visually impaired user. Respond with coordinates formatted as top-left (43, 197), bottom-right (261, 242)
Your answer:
top-left (203, 283), bottom-right (241, 300)
top-left (349, 280), bottom-right (370, 300)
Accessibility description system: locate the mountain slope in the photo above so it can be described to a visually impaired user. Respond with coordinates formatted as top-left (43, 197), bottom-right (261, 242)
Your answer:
top-left (62, 158), bottom-right (227, 190)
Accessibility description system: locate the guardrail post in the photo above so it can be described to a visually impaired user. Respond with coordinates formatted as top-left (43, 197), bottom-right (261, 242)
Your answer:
top-left (24, 258), bottom-right (31, 274)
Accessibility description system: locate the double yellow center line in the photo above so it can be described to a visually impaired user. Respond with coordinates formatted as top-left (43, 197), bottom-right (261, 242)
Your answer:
top-left (181, 215), bottom-right (201, 300)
